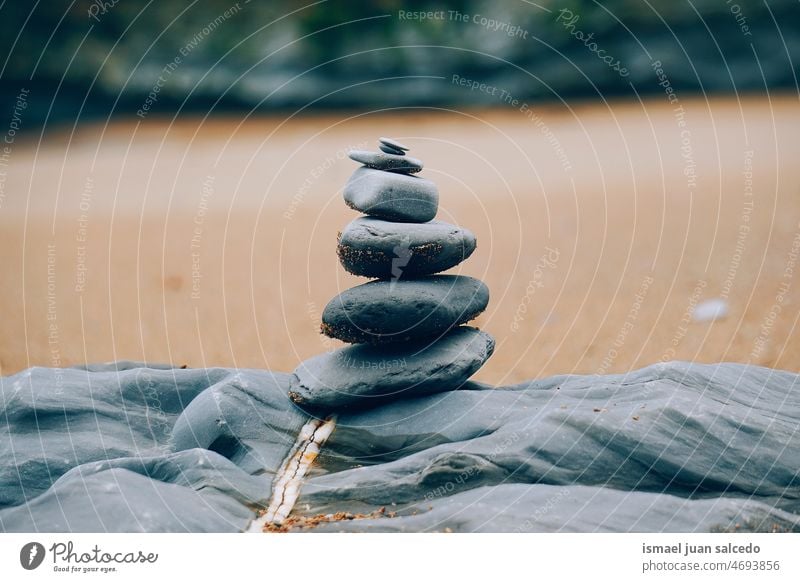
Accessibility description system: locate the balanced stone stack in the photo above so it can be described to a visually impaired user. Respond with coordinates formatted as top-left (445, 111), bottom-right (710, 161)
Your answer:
top-left (288, 138), bottom-right (494, 410)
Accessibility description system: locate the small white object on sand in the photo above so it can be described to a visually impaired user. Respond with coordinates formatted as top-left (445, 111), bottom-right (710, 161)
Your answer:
top-left (693, 298), bottom-right (729, 322)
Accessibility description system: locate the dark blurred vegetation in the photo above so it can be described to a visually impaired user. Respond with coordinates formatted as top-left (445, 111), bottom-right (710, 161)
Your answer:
top-left (0, 0), bottom-right (797, 126)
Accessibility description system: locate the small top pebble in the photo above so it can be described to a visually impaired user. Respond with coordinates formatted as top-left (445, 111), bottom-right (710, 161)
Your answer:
top-left (379, 143), bottom-right (405, 155)
top-left (379, 137), bottom-right (409, 152)
top-left (348, 150), bottom-right (423, 173)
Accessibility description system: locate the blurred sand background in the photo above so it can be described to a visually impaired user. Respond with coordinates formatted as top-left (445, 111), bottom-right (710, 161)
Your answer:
top-left (1, 96), bottom-right (798, 385)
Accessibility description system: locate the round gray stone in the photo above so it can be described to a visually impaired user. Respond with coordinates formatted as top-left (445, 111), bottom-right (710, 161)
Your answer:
top-left (321, 275), bottom-right (489, 344)
top-left (379, 137), bottom-right (410, 152)
top-left (337, 217), bottom-right (477, 278)
top-left (348, 149), bottom-right (423, 173)
top-left (288, 326), bottom-right (495, 410)
top-left (343, 167), bottom-right (438, 223)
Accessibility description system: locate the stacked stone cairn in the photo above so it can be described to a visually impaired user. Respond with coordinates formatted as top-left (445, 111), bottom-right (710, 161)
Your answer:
top-left (288, 138), bottom-right (494, 410)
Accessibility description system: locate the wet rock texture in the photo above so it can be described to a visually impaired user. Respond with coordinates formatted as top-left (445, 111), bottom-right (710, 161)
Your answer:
top-left (343, 167), bottom-right (438, 222)
top-left (2, 361), bottom-right (799, 532)
top-left (337, 217), bottom-right (477, 279)
top-left (321, 275), bottom-right (490, 344)
top-left (289, 327), bottom-right (495, 410)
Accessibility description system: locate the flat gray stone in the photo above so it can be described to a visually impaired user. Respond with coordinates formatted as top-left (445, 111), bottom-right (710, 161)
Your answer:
top-left (321, 275), bottom-right (490, 344)
top-left (379, 144), bottom-right (405, 155)
top-left (337, 217), bottom-right (477, 278)
top-left (379, 137), bottom-right (409, 152)
top-left (288, 327), bottom-right (494, 410)
top-left (343, 167), bottom-right (438, 223)
top-left (348, 149), bottom-right (422, 173)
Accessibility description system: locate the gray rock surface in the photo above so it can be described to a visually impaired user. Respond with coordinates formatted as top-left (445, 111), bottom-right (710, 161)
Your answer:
top-left (2, 361), bottom-right (799, 532)
top-left (343, 167), bottom-right (438, 223)
top-left (302, 362), bottom-right (800, 512)
top-left (288, 327), bottom-right (494, 410)
top-left (0, 363), bottom-right (302, 512)
top-left (337, 217), bottom-right (477, 278)
top-left (348, 149), bottom-right (422, 173)
top-left (169, 369), bottom-right (306, 475)
top-left (305, 484), bottom-right (800, 533)
top-left (321, 275), bottom-right (490, 344)
top-left (0, 450), bottom-right (270, 532)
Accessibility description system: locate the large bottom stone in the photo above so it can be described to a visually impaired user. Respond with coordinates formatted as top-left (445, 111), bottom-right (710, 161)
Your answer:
top-left (288, 326), bottom-right (495, 410)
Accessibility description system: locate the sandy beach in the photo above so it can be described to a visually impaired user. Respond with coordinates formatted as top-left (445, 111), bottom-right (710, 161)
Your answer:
top-left (1, 95), bottom-right (798, 385)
